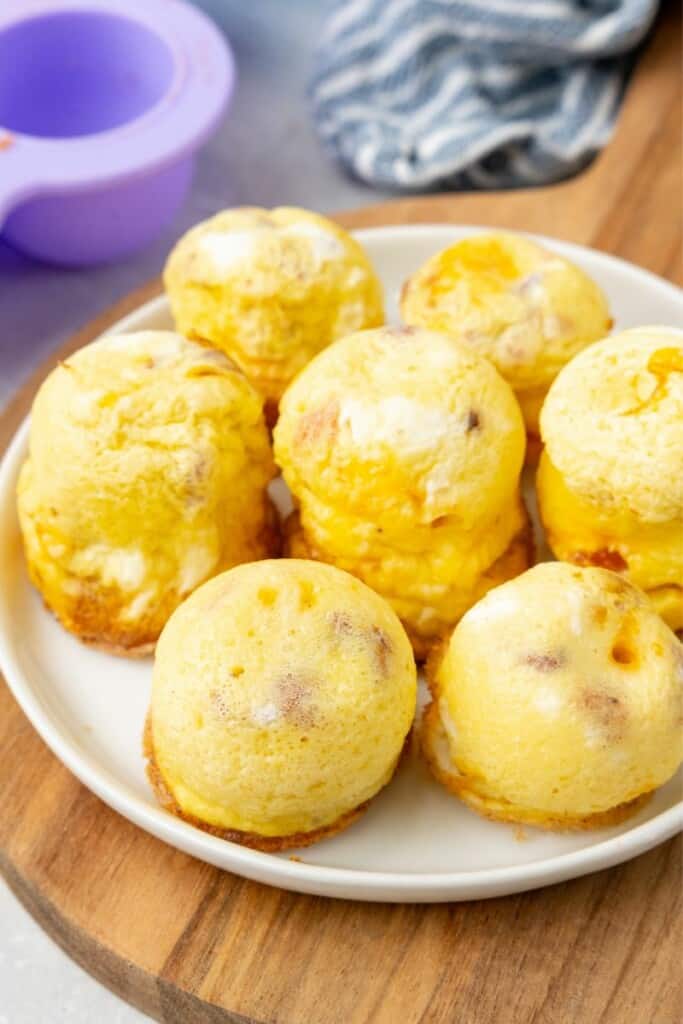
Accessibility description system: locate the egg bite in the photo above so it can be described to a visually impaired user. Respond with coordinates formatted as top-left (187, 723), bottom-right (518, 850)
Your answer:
top-left (537, 327), bottom-right (683, 633)
top-left (400, 232), bottom-right (611, 456)
top-left (17, 331), bottom-right (278, 655)
top-left (422, 563), bottom-right (683, 829)
top-left (274, 326), bottom-right (532, 659)
top-left (145, 559), bottom-right (417, 850)
top-left (163, 206), bottom-right (384, 414)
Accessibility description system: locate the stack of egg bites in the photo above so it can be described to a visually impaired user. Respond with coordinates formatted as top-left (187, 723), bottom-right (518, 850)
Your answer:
top-left (18, 208), bottom-right (682, 851)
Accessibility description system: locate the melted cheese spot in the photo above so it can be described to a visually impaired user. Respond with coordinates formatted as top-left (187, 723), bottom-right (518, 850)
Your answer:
top-left (565, 587), bottom-right (584, 637)
top-left (515, 271), bottom-right (546, 305)
top-left (280, 222), bottom-right (346, 266)
top-left (198, 221), bottom-right (346, 276)
top-left (542, 314), bottom-right (565, 339)
top-left (178, 546), bottom-right (216, 595)
top-left (199, 230), bottom-right (264, 272)
top-left (533, 688), bottom-right (563, 717)
top-left (123, 588), bottom-right (155, 621)
top-left (339, 396), bottom-right (453, 452)
top-left (583, 723), bottom-right (603, 749)
top-left (463, 588), bottom-right (520, 625)
top-left (71, 389), bottom-right (106, 418)
top-left (424, 461), bottom-right (455, 504)
top-left (77, 545), bottom-right (147, 590)
top-left (252, 702), bottom-right (280, 726)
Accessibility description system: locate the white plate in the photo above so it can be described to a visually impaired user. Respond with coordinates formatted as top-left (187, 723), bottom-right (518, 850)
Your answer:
top-left (1, 226), bottom-right (682, 903)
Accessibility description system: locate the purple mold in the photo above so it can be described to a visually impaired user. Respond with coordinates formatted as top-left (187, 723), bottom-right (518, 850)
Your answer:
top-left (0, 0), bottom-right (235, 266)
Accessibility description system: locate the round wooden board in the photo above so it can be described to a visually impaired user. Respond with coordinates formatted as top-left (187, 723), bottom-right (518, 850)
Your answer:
top-left (1, 9), bottom-right (681, 1023)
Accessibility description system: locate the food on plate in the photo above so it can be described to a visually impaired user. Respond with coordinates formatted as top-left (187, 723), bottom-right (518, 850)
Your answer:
top-left (163, 206), bottom-right (384, 417)
top-left (274, 325), bottom-right (531, 658)
top-left (537, 326), bottom-right (683, 632)
top-left (422, 562), bottom-right (683, 828)
top-left (400, 231), bottom-right (611, 457)
top-left (145, 559), bottom-right (417, 850)
top-left (17, 331), bottom-right (277, 655)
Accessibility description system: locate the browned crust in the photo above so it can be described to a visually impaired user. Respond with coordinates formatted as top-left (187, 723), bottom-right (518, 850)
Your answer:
top-left (419, 699), bottom-right (652, 831)
top-left (571, 548), bottom-right (629, 572)
top-left (28, 497), bottom-right (281, 659)
top-left (27, 569), bottom-right (162, 660)
top-left (264, 398), bottom-right (280, 431)
top-left (524, 432), bottom-right (542, 466)
top-left (423, 634), bottom-right (450, 697)
top-left (143, 715), bottom-right (410, 852)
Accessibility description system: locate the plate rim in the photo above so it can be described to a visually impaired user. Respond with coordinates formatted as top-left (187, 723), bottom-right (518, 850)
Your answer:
top-left (2, 224), bottom-right (682, 902)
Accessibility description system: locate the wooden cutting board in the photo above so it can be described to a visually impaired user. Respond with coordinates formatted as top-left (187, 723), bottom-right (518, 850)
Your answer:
top-left (1, 6), bottom-right (681, 1023)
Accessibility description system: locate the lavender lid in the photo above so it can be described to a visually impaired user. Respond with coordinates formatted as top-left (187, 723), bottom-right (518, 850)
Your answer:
top-left (0, 0), bottom-right (235, 227)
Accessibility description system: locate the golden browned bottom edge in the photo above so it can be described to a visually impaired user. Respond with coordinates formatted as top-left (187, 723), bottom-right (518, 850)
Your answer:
top-left (30, 496), bottom-right (282, 659)
top-left (420, 700), bottom-right (652, 832)
top-left (143, 715), bottom-right (411, 852)
top-left (35, 591), bottom-right (158, 659)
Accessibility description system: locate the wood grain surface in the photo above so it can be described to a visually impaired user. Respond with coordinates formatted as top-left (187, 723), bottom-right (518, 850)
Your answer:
top-left (1, 6), bottom-right (681, 1023)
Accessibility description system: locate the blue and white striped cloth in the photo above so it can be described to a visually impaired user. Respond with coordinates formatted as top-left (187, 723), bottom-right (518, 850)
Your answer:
top-left (310, 0), bottom-right (658, 189)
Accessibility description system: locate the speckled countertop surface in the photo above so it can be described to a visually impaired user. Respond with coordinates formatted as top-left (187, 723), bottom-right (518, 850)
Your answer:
top-left (0, 2), bottom-right (397, 1021)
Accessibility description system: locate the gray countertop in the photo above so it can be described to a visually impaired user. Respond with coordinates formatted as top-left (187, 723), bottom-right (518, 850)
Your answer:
top-left (1, 2), bottom-right (397, 1021)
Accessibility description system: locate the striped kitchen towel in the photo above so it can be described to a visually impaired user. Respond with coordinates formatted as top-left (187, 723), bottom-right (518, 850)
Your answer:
top-left (310, 0), bottom-right (658, 189)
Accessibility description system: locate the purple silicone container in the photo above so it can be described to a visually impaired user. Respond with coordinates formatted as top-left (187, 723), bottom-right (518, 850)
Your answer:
top-left (0, 0), bottom-right (234, 265)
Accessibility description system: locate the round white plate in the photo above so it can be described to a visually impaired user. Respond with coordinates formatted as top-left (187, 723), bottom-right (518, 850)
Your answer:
top-left (1, 226), bottom-right (682, 903)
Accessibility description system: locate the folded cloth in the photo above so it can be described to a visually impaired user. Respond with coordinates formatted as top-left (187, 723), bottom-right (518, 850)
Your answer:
top-left (310, 0), bottom-right (658, 189)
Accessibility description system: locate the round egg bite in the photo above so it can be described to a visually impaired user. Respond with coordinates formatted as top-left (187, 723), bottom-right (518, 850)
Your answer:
top-left (163, 206), bottom-right (384, 413)
top-left (422, 563), bottom-right (683, 829)
top-left (17, 331), bottom-right (278, 655)
top-left (145, 559), bottom-right (417, 850)
top-left (400, 232), bottom-right (611, 456)
top-left (538, 327), bottom-right (683, 633)
top-left (274, 326), bottom-right (532, 659)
